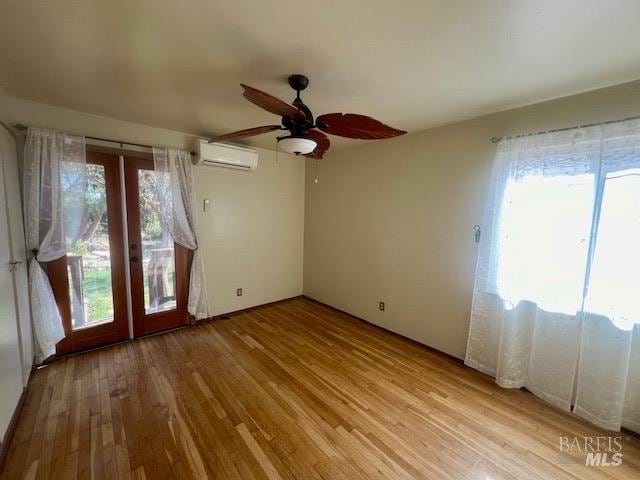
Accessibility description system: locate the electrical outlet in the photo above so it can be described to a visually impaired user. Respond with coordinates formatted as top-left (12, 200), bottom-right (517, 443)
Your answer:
top-left (379, 301), bottom-right (385, 311)
top-left (237, 288), bottom-right (243, 297)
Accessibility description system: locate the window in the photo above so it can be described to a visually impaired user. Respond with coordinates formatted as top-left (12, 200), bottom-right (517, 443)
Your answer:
top-left (467, 122), bottom-right (640, 433)
top-left (586, 168), bottom-right (640, 328)
top-left (493, 146), bottom-right (640, 328)
top-left (497, 172), bottom-right (594, 314)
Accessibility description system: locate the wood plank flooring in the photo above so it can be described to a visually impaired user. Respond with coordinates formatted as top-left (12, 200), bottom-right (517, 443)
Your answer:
top-left (1, 297), bottom-right (639, 479)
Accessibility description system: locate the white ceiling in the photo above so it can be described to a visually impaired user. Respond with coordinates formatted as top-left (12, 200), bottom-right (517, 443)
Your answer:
top-left (2, 0), bottom-right (640, 150)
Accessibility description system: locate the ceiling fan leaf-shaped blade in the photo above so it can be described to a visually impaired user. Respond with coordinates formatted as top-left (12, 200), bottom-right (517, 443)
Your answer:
top-left (241, 84), bottom-right (304, 119)
top-left (208, 125), bottom-right (282, 143)
top-left (316, 113), bottom-right (406, 139)
top-left (304, 129), bottom-right (331, 159)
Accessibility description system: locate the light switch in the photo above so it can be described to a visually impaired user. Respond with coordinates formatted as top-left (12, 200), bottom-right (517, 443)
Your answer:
top-left (203, 199), bottom-right (210, 212)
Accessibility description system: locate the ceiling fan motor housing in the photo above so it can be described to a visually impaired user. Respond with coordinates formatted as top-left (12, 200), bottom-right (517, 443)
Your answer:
top-left (282, 107), bottom-right (313, 136)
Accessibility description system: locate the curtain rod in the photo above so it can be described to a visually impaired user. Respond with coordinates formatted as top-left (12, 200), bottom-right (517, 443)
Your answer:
top-left (490, 114), bottom-right (640, 144)
top-left (13, 124), bottom-right (197, 156)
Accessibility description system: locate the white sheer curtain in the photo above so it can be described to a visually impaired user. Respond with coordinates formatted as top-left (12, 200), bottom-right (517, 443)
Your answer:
top-left (23, 127), bottom-right (86, 361)
top-left (466, 118), bottom-right (640, 433)
top-left (152, 147), bottom-right (211, 320)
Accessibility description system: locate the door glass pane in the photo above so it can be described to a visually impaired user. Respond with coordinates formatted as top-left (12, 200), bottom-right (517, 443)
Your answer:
top-left (68, 164), bottom-right (115, 330)
top-left (138, 169), bottom-right (177, 314)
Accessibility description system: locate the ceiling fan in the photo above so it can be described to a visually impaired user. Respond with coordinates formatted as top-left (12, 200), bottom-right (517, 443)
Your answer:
top-left (208, 74), bottom-right (407, 159)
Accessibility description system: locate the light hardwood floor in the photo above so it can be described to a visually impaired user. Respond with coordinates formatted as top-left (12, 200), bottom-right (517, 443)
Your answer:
top-left (1, 297), bottom-right (639, 479)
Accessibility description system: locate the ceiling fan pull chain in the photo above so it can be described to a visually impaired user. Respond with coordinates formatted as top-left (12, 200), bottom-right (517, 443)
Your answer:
top-left (314, 159), bottom-right (320, 184)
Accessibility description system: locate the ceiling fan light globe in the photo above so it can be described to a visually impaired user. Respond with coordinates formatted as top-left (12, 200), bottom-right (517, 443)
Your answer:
top-left (278, 137), bottom-right (317, 155)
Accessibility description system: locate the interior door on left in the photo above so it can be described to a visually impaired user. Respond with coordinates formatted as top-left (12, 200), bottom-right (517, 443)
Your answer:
top-left (49, 151), bottom-right (129, 354)
top-left (0, 126), bottom-right (24, 440)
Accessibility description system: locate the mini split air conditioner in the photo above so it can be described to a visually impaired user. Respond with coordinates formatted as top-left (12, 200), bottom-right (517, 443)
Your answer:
top-left (194, 138), bottom-right (258, 171)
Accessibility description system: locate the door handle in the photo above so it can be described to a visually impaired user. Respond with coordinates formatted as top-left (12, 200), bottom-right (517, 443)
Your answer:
top-left (8, 260), bottom-right (22, 273)
top-left (130, 256), bottom-right (139, 262)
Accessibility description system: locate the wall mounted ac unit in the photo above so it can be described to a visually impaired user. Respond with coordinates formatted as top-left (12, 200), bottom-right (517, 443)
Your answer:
top-left (194, 138), bottom-right (258, 171)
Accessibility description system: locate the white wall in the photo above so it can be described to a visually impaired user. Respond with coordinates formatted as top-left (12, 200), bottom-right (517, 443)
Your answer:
top-left (0, 94), bottom-right (305, 319)
top-left (304, 79), bottom-right (640, 359)
top-left (194, 153), bottom-right (305, 314)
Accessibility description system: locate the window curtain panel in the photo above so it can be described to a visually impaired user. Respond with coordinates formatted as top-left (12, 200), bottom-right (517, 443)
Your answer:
top-left (23, 127), bottom-right (86, 361)
top-left (152, 147), bottom-right (211, 320)
top-left (466, 118), bottom-right (640, 434)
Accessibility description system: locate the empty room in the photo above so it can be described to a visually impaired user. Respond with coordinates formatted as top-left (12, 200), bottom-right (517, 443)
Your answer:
top-left (1, 1), bottom-right (640, 478)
